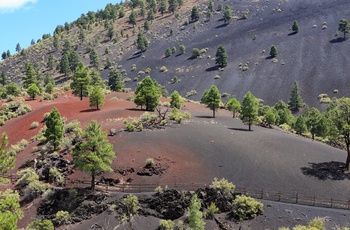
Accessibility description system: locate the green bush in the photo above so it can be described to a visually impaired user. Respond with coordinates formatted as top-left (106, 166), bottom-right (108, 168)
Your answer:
top-left (211, 178), bottom-right (235, 196)
top-left (125, 122), bottom-right (135, 132)
top-left (28, 219), bottom-right (54, 230)
top-left (31, 121), bottom-right (39, 129)
top-left (232, 195), bottom-right (263, 220)
top-left (159, 219), bottom-right (175, 230)
top-left (160, 66), bottom-right (168, 72)
top-left (54, 211), bottom-right (70, 225)
top-left (207, 202), bottom-right (219, 218)
top-left (192, 48), bottom-right (201, 58)
top-left (146, 158), bottom-right (154, 166)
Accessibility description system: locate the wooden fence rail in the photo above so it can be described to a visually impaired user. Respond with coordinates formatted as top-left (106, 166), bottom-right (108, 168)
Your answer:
top-left (2, 173), bottom-right (350, 211)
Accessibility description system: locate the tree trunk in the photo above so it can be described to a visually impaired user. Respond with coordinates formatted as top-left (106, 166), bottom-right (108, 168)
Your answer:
top-left (213, 108), bottom-right (215, 118)
top-left (80, 87), bottom-right (83, 100)
top-left (91, 172), bottom-right (95, 191)
top-left (346, 143), bottom-right (350, 171)
top-left (312, 133), bottom-right (315, 140)
top-left (248, 123), bottom-right (251, 131)
top-left (232, 110), bottom-right (235, 118)
top-left (96, 99), bottom-right (99, 110)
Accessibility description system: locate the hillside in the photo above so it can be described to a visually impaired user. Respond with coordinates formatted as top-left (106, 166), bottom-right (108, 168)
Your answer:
top-left (1, 0), bottom-right (350, 108)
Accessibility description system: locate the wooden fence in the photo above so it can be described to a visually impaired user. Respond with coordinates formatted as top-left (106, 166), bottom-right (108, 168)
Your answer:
top-left (2, 173), bottom-right (350, 210)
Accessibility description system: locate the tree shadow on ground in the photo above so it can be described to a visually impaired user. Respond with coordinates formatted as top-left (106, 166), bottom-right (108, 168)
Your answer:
top-left (215, 23), bottom-right (228, 29)
top-left (195, 115), bottom-right (214, 119)
top-left (329, 37), bottom-right (346, 43)
top-left (288, 32), bottom-right (297, 36)
top-left (228, 128), bottom-right (251, 132)
top-left (265, 56), bottom-right (274, 60)
top-left (301, 161), bottom-right (350, 180)
top-left (206, 66), bottom-right (219, 72)
top-left (127, 53), bottom-right (142, 61)
top-left (80, 109), bottom-right (97, 113)
top-left (126, 108), bottom-right (146, 111)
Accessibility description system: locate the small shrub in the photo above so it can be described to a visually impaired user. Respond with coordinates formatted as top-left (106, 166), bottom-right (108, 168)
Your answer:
top-left (145, 67), bottom-right (151, 73)
top-left (232, 195), bottom-right (263, 220)
top-left (333, 89), bottom-right (339, 94)
top-left (207, 202), bottom-right (219, 218)
top-left (159, 219), bottom-right (175, 230)
top-left (125, 122), bottom-right (135, 132)
top-left (54, 211), bottom-right (70, 225)
top-left (155, 186), bottom-right (163, 193)
top-left (131, 64), bottom-right (137, 71)
top-left (192, 48), bottom-right (201, 58)
top-left (214, 75), bottom-right (221, 79)
top-left (160, 66), bottom-right (168, 72)
top-left (211, 178), bottom-right (235, 196)
top-left (31, 121), bottom-right (39, 129)
top-left (146, 158), bottom-right (154, 166)
top-left (28, 219), bottom-right (54, 230)
top-left (63, 85), bottom-right (70, 91)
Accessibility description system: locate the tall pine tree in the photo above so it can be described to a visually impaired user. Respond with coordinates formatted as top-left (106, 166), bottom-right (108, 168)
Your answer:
top-left (288, 81), bottom-right (303, 111)
top-left (44, 108), bottom-right (64, 151)
top-left (70, 63), bottom-right (91, 100)
top-left (201, 85), bottom-right (221, 118)
top-left (241, 91), bottom-right (259, 131)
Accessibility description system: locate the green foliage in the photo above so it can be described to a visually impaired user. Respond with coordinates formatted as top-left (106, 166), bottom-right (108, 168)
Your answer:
top-left (27, 84), bottom-right (40, 100)
top-left (165, 48), bottom-right (172, 57)
top-left (292, 20), bottom-right (300, 33)
top-left (201, 85), bottom-right (222, 118)
top-left (134, 76), bottom-right (161, 111)
top-left (191, 6), bottom-right (200, 22)
top-left (0, 133), bottom-right (14, 175)
top-left (159, 219), bottom-right (175, 230)
top-left (168, 0), bottom-right (178, 13)
top-left (0, 189), bottom-right (23, 230)
top-left (146, 158), bottom-right (154, 166)
top-left (108, 69), bottom-right (124, 91)
top-left (72, 120), bottom-right (115, 190)
top-left (16, 168), bottom-right (39, 188)
top-left (89, 48), bottom-right (100, 69)
top-left (31, 121), bottom-right (39, 129)
top-left (89, 86), bottom-right (105, 110)
top-left (270, 45), bottom-right (278, 57)
top-left (23, 62), bottom-right (38, 89)
top-left (339, 19), bottom-right (350, 40)
top-left (215, 45), bottom-right (228, 67)
top-left (123, 194), bottom-right (139, 217)
top-left (128, 10), bottom-right (137, 27)
top-left (226, 97), bottom-right (241, 118)
top-left (170, 90), bottom-right (182, 109)
top-left (49, 168), bottom-right (65, 186)
top-left (288, 81), bottom-right (303, 111)
top-left (211, 177), bottom-right (235, 196)
top-left (207, 202), bottom-right (219, 218)
top-left (159, 0), bottom-right (167, 16)
top-left (136, 32), bottom-right (149, 52)
top-left (28, 219), bottom-right (54, 230)
top-left (188, 194), bottom-right (206, 230)
top-left (293, 115), bottom-right (307, 134)
top-left (179, 44), bottom-right (186, 54)
top-left (241, 91), bottom-right (259, 131)
top-left (70, 63), bottom-right (91, 100)
top-left (264, 107), bottom-right (278, 127)
top-left (232, 195), bottom-right (263, 221)
top-left (223, 4), bottom-right (233, 23)
top-left (192, 48), bottom-right (201, 58)
top-left (44, 107), bottom-right (64, 150)
top-left (5, 82), bottom-right (21, 97)
top-left (54, 210), bottom-right (70, 226)
top-left (45, 82), bottom-right (54, 94)
top-left (279, 217), bottom-right (324, 230)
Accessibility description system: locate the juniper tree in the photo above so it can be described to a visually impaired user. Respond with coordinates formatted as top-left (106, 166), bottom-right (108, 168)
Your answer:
top-left (128, 10), bottom-right (137, 27)
top-left (165, 48), bottom-right (172, 57)
top-left (168, 0), bottom-right (178, 14)
top-left (208, 0), bottom-right (214, 12)
top-left (159, 0), bottom-right (167, 16)
top-left (44, 107), bottom-right (64, 151)
top-left (201, 85), bottom-right (221, 118)
top-left (136, 32), bottom-right (149, 52)
top-left (108, 69), bottom-right (124, 91)
top-left (70, 63), bottom-right (91, 100)
top-left (72, 120), bottom-right (115, 190)
top-left (215, 45), bottom-right (228, 67)
top-left (45, 82), bottom-right (54, 94)
top-left (144, 20), bottom-right (150, 31)
top-left (89, 86), bottom-right (105, 110)
top-left (191, 6), bottom-right (200, 22)
top-left (147, 9), bottom-right (155, 23)
top-left (179, 44), bottom-right (186, 54)
top-left (223, 5), bottom-right (233, 24)
top-left (288, 81), bottom-right (303, 111)
top-left (241, 91), bottom-right (259, 131)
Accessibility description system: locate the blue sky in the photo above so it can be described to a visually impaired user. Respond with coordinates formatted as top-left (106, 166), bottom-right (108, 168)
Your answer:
top-left (0, 0), bottom-right (120, 54)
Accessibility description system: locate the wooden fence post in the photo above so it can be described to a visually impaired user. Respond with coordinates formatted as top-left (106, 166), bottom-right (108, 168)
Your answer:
top-left (295, 193), bottom-right (298, 204)
top-left (140, 183), bottom-right (142, 192)
top-left (278, 192), bottom-right (281, 201)
top-left (261, 190), bottom-right (264, 199)
top-left (330, 198), bottom-right (333, 208)
top-left (313, 196), bottom-right (316, 206)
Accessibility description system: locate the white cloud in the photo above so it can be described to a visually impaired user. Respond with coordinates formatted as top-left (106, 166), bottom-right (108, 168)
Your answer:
top-left (0, 0), bottom-right (37, 12)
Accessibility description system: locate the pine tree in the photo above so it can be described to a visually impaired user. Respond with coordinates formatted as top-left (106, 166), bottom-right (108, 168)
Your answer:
top-left (47, 54), bottom-right (54, 70)
top-left (108, 69), bottom-right (124, 91)
top-left (241, 91), bottom-right (259, 131)
top-left (70, 63), bottom-right (91, 100)
top-left (44, 108), bottom-right (64, 151)
top-left (45, 82), bottom-right (54, 94)
top-left (305, 108), bottom-right (328, 139)
top-left (191, 6), bottom-right (200, 22)
top-left (90, 70), bottom-right (105, 88)
top-left (188, 194), bottom-right (206, 230)
top-left (223, 5), bottom-right (233, 24)
top-left (201, 85), bottom-right (222, 118)
top-left (59, 53), bottom-right (70, 76)
top-left (72, 120), bottom-right (115, 190)
top-left (89, 86), bottom-right (105, 110)
top-left (15, 43), bottom-right (21, 53)
top-left (107, 26), bottom-right (115, 40)
top-left (89, 48), bottom-right (100, 69)
top-left (147, 9), bottom-right (155, 23)
top-left (226, 97), bottom-right (241, 118)
top-left (168, 0), bottom-right (178, 14)
top-left (292, 20), bottom-right (300, 33)
top-left (136, 32), bottom-right (149, 52)
top-left (338, 19), bottom-right (350, 40)
top-left (27, 84), bottom-right (40, 100)
top-left (270, 45), bottom-right (278, 57)
top-left (134, 76), bottom-right (161, 111)
top-left (170, 90), bottom-right (182, 109)
top-left (293, 115), bottom-right (307, 134)
top-left (165, 48), bottom-right (172, 57)
top-left (0, 189), bottom-right (23, 230)
top-left (159, 0), bottom-right (167, 16)
top-left (0, 133), bottom-right (14, 174)
top-left (23, 62), bottom-right (38, 89)
top-left (288, 81), bottom-right (303, 111)
top-left (128, 10), bottom-right (137, 27)
top-left (264, 107), bottom-right (278, 127)
top-left (78, 28), bottom-right (86, 43)
top-left (208, 0), bottom-right (214, 12)
top-left (215, 45), bottom-right (228, 67)
top-left (144, 20), bottom-right (150, 31)
top-left (6, 82), bottom-right (21, 97)
top-left (0, 71), bottom-right (8, 85)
